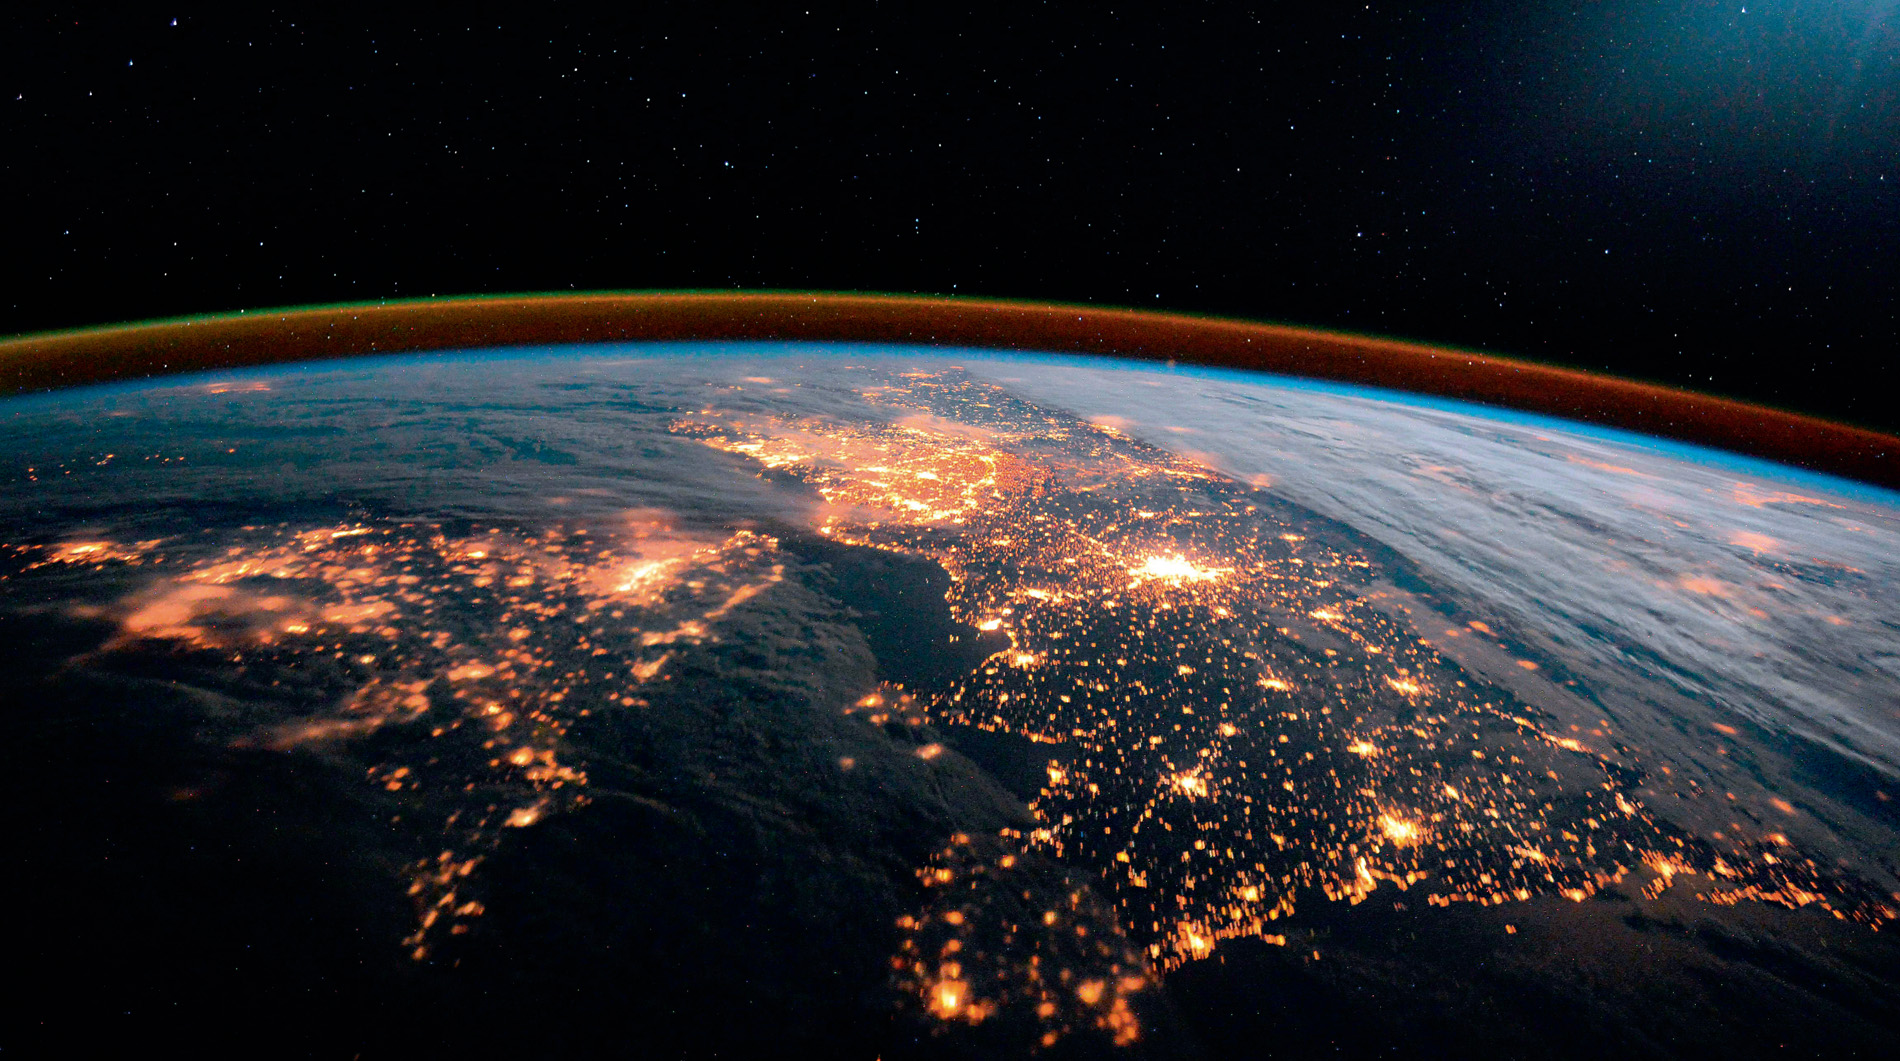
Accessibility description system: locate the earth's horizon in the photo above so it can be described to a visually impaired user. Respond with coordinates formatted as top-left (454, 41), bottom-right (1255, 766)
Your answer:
top-left (4, 293), bottom-right (1896, 491)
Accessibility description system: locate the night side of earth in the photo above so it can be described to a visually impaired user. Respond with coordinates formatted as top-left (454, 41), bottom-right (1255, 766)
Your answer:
top-left (5, 343), bottom-right (1899, 1059)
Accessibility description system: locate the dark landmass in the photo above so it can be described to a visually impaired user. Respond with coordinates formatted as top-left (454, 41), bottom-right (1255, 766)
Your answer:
top-left (1167, 881), bottom-right (1900, 1060)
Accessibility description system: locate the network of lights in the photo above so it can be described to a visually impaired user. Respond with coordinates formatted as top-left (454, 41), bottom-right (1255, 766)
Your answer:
top-left (686, 369), bottom-right (1897, 1044)
top-left (12, 518), bottom-right (786, 961)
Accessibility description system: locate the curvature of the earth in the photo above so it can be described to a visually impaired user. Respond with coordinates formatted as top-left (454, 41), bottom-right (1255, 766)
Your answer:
top-left (6, 343), bottom-right (1899, 1059)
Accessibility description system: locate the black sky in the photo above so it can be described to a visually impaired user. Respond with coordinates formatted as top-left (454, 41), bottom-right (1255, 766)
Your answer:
top-left (5, 4), bottom-right (1896, 431)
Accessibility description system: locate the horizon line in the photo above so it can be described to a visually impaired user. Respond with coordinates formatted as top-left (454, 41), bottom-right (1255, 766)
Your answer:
top-left (1, 290), bottom-right (1894, 490)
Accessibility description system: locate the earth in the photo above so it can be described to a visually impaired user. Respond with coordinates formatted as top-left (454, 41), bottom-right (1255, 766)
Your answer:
top-left (6, 342), bottom-right (1899, 1059)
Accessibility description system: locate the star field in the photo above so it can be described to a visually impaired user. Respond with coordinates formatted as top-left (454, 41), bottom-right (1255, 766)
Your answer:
top-left (4, 5), bottom-right (1898, 428)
